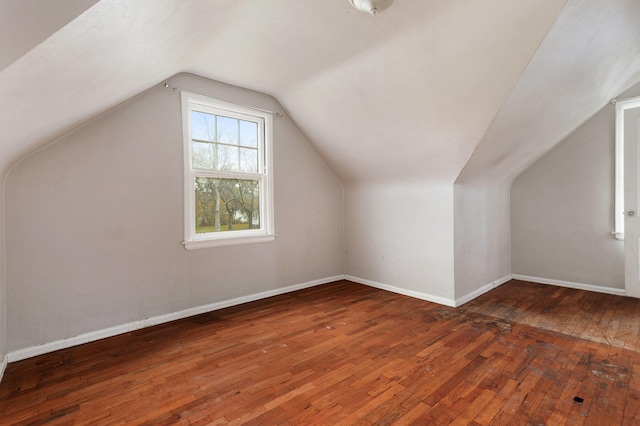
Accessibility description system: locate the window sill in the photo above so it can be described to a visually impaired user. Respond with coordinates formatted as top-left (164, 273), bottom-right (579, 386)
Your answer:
top-left (183, 233), bottom-right (276, 250)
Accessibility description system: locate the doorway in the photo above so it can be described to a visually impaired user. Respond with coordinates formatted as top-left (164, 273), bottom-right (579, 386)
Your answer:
top-left (615, 97), bottom-right (640, 297)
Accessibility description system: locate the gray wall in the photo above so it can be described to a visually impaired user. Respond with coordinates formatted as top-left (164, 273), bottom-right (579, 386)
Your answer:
top-left (0, 197), bottom-right (5, 365)
top-left (511, 98), bottom-right (630, 289)
top-left (345, 181), bottom-right (455, 304)
top-left (5, 73), bottom-right (344, 353)
top-left (454, 182), bottom-right (511, 301)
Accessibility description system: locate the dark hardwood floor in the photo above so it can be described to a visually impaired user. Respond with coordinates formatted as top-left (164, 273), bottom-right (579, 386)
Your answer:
top-left (1, 279), bottom-right (640, 425)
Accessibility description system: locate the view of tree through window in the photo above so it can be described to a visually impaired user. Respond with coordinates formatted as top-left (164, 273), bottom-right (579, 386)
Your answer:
top-left (183, 92), bottom-right (273, 249)
top-left (191, 111), bottom-right (258, 173)
top-left (190, 110), bottom-right (261, 234)
top-left (195, 177), bottom-right (260, 233)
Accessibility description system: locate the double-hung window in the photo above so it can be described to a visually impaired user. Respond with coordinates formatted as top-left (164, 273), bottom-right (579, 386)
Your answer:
top-left (182, 92), bottom-right (274, 249)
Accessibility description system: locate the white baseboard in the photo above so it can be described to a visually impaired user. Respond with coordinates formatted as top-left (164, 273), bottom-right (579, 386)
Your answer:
top-left (7, 275), bottom-right (346, 363)
top-left (8, 273), bottom-right (625, 363)
top-left (454, 275), bottom-right (512, 307)
top-left (345, 275), bottom-right (457, 307)
top-left (0, 354), bottom-right (7, 382)
top-left (512, 274), bottom-right (626, 297)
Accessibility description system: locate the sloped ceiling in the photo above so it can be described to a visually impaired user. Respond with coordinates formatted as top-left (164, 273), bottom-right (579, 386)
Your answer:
top-left (1, 0), bottom-right (639, 185)
top-left (457, 0), bottom-right (640, 185)
top-left (0, 0), bottom-right (99, 72)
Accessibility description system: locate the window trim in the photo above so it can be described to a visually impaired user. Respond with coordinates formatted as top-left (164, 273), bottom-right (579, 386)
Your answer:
top-left (614, 96), bottom-right (640, 241)
top-left (181, 91), bottom-right (275, 250)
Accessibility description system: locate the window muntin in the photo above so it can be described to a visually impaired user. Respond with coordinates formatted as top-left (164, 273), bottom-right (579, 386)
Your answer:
top-left (190, 111), bottom-right (259, 173)
top-left (182, 92), bottom-right (274, 249)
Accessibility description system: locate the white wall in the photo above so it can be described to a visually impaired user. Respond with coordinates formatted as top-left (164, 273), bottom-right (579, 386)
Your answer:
top-left (453, 183), bottom-right (511, 302)
top-left (5, 73), bottom-right (343, 354)
top-left (344, 179), bottom-right (512, 307)
top-left (0, 196), bottom-right (5, 369)
top-left (344, 181), bottom-right (455, 304)
top-left (511, 101), bottom-right (625, 289)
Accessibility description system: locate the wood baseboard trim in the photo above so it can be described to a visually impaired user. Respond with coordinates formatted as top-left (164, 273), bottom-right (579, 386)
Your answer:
top-left (8, 273), bottom-right (624, 363)
top-left (345, 275), bottom-right (456, 307)
top-left (512, 274), bottom-right (626, 297)
top-left (454, 275), bottom-right (512, 307)
top-left (346, 275), bottom-right (512, 308)
top-left (0, 354), bottom-right (7, 383)
top-left (7, 275), bottom-right (346, 363)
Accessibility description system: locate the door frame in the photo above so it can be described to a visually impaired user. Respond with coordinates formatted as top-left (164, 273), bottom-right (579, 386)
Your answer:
top-left (615, 96), bottom-right (640, 297)
top-left (614, 97), bottom-right (640, 240)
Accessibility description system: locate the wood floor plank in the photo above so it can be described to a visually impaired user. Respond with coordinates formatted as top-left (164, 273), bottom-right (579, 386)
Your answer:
top-left (2, 279), bottom-right (640, 424)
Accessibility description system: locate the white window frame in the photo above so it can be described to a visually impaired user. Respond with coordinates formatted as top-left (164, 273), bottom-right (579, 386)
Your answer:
top-left (182, 91), bottom-right (275, 250)
top-left (614, 96), bottom-right (640, 241)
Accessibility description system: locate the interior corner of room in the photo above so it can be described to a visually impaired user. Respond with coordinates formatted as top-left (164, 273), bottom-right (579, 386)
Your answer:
top-left (1, 0), bottom-right (640, 408)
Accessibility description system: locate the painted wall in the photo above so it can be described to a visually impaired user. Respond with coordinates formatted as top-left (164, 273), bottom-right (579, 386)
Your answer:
top-left (453, 182), bottom-right (511, 302)
top-left (510, 101), bottom-right (625, 289)
top-left (0, 196), bottom-right (5, 366)
top-left (5, 73), bottom-right (344, 353)
top-left (344, 181), bottom-right (455, 304)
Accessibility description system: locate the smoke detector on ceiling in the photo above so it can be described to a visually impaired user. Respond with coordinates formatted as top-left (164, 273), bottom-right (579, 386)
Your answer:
top-left (349, 0), bottom-right (395, 16)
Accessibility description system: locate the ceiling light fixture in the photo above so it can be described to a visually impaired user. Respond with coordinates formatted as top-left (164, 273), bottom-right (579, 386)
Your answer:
top-left (349, 0), bottom-right (395, 16)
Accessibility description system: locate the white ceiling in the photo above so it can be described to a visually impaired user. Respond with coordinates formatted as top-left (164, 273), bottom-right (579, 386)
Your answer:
top-left (0, 0), bottom-right (99, 72)
top-left (457, 0), bottom-right (640, 185)
top-left (1, 0), bottom-right (640, 185)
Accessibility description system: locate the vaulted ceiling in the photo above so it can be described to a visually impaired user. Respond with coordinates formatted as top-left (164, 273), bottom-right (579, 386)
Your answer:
top-left (2, 0), bottom-right (640, 185)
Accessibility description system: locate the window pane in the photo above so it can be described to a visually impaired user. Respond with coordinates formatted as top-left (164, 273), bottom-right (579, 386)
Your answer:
top-left (192, 141), bottom-right (216, 170)
top-left (191, 111), bottom-right (216, 141)
top-left (195, 177), bottom-right (260, 233)
top-left (239, 120), bottom-right (258, 148)
top-left (239, 147), bottom-right (258, 172)
top-left (217, 115), bottom-right (238, 145)
top-left (217, 144), bottom-right (239, 171)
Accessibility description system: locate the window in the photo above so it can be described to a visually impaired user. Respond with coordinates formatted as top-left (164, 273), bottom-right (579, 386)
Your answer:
top-left (182, 92), bottom-right (274, 249)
